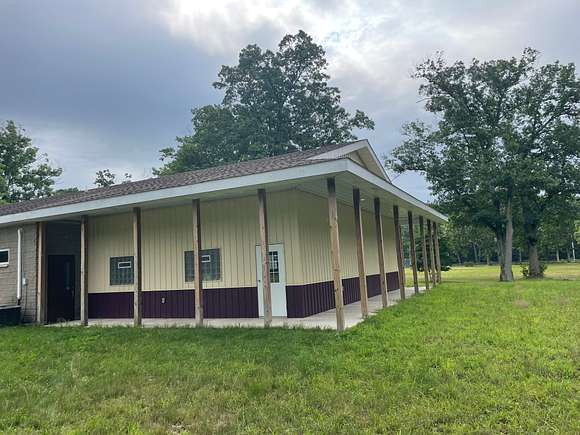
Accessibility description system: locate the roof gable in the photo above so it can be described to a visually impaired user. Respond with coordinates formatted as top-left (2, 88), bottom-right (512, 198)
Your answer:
top-left (307, 140), bottom-right (390, 181)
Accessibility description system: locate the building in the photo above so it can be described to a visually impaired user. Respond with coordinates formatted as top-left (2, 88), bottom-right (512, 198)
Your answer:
top-left (0, 140), bottom-right (445, 330)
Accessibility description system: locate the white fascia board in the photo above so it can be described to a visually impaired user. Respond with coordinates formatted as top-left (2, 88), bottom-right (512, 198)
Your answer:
top-left (0, 157), bottom-right (446, 225)
top-left (309, 139), bottom-right (391, 182)
top-left (0, 159), bottom-right (350, 226)
top-left (309, 140), bottom-right (369, 159)
top-left (345, 160), bottom-right (448, 222)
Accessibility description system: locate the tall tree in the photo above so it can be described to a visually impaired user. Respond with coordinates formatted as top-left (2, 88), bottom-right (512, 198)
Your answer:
top-left (155, 30), bottom-right (374, 175)
top-left (539, 198), bottom-right (579, 261)
top-left (516, 116), bottom-right (580, 275)
top-left (387, 49), bottom-right (580, 281)
top-left (444, 219), bottom-right (496, 265)
top-left (0, 120), bottom-right (62, 203)
top-left (387, 51), bottom-right (536, 281)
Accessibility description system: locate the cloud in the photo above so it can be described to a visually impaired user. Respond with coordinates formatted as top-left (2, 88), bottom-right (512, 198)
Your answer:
top-left (158, 0), bottom-right (309, 54)
top-left (1, 0), bottom-right (579, 201)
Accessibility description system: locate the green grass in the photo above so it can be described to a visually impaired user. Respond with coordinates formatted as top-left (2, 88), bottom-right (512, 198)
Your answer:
top-left (1, 264), bottom-right (579, 433)
top-left (406, 261), bottom-right (580, 286)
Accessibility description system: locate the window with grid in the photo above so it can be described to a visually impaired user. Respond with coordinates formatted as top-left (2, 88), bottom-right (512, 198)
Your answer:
top-left (184, 248), bottom-right (221, 281)
top-left (110, 256), bottom-right (134, 285)
top-left (269, 251), bottom-right (280, 283)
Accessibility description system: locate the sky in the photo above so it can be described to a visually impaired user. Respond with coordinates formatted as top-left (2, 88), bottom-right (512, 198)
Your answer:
top-left (1, 0), bottom-right (579, 201)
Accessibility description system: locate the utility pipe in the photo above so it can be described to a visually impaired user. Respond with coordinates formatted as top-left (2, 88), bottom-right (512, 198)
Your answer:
top-left (16, 227), bottom-right (22, 302)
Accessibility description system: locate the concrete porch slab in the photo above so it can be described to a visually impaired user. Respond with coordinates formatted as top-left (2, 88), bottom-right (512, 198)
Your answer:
top-left (52, 287), bottom-right (426, 330)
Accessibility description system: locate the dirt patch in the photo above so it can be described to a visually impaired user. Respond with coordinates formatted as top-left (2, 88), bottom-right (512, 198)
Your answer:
top-left (513, 299), bottom-right (529, 309)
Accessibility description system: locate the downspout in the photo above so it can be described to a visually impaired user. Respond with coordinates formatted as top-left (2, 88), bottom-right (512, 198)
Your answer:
top-left (17, 227), bottom-right (22, 303)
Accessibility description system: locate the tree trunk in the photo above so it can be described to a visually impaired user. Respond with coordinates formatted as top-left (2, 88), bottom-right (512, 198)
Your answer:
top-left (486, 254), bottom-right (491, 266)
top-left (456, 254), bottom-right (462, 265)
top-left (518, 249), bottom-right (522, 264)
top-left (527, 242), bottom-right (541, 277)
top-left (499, 197), bottom-right (515, 282)
top-left (572, 240), bottom-right (576, 262)
top-left (526, 240), bottom-right (542, 278)
top-left (502, 198), bottom-right (514, 281)
top-left (556, 249), bottom-right (560, 262)
top-left (523, 212), bottom-right (543, 278)
top-left (566, 249), bottom-right (571, 262)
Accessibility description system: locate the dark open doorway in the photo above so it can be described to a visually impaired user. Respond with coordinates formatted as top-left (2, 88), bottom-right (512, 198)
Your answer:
top-left (47, 254), bottom-right (76, 323)
top-left (44, 221), bottom-right (81, 324)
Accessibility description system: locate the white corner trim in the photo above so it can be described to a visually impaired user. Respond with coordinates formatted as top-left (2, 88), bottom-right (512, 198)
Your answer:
top-left (0, 160), bottom-right (350, 225)
top-left (345, 160), bottom-right (448, 222)
top-left (309, 139), bottom-right (391, 182)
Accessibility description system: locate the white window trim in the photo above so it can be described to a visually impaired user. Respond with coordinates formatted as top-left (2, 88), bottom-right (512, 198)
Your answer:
top-left (117, 261), bottom-right (132, 269)
top-left (0, 248), bottom-right (9, 268)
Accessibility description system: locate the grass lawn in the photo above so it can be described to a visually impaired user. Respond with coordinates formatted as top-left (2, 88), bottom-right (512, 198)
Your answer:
top-left (1, 264), bottom-right (579, 433)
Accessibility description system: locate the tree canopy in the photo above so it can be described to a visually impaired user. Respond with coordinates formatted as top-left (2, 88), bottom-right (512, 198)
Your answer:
top-left (387, 49), bottom-right (580, 280)
top-left (155, 30), bottom-right (374, 175)
top-left (0, 120), bottom-right (62, 203)
top-left (94, 169), bottom-right (132, 188)
top-left (538, 198), bottom-right (579, 260)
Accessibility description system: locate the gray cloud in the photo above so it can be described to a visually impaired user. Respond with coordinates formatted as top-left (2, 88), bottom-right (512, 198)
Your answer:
top-left (1, 0), bottom-right (579, 199)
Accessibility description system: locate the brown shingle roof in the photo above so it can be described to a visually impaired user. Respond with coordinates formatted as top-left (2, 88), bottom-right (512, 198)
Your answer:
top-left (0, 142), bottom-right (353, 217)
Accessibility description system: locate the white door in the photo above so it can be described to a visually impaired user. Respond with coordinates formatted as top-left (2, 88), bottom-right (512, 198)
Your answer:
top-left (256, 243), bottom-right (287, 317)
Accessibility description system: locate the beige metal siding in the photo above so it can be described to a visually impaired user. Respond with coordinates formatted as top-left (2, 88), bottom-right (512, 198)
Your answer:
top-left (88, 213), bottom-right (134, 293)
top-left (381, 217), bottom-right (399, 272)
top-left (296, 190), bottom-right (397, 285)
top-left (86, 189), bottom-right (397, 293)
top-left (88, 190), bottom-right (301, 293)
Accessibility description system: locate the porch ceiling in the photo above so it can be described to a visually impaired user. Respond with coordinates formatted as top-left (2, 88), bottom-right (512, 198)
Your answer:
top-left (296, 172), bottom-right (444, 223)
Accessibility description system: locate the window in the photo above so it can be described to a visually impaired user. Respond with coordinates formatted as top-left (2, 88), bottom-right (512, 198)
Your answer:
top-left (184, 248), bottom-right (221, 281)
top-left (110, 256), bottom-right (134, 285)
top-left (269, 251), bottom-right (280, 283)
top-left (0, 249), bottom-right (9, 267)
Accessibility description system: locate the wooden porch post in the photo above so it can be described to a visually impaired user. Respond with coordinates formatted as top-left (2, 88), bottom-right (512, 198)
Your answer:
top-left (80, 215), bottom-right (89, 326)
top-left (393, 205), bottom-right (406, 300)
top-left (419, 216), bottom-right (430, 291)
top-left (327, 178), bottom-right (345, 331)
top-left (433, 222), bottom-right (442, 283)
top-left (427, 219), bottom-right (437, 287)
top-left (192, 199), bottom-right (203, 326)
top-left (352, 188), bottom-right (368, 318)
top-left (257, 189), bottom-right (272, 327)
top-left (374, 198), bottom-right (388, 308)
top-left (407, 211), bottom-right (419, 294)
top-left (36, 221), bottom-right (47, 324)
top-left (132, 207), bottom-right (143, 326)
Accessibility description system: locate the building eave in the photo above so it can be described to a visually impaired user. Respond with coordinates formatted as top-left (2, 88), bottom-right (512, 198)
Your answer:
top-left (0, 158), bottom-right (447, 226)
